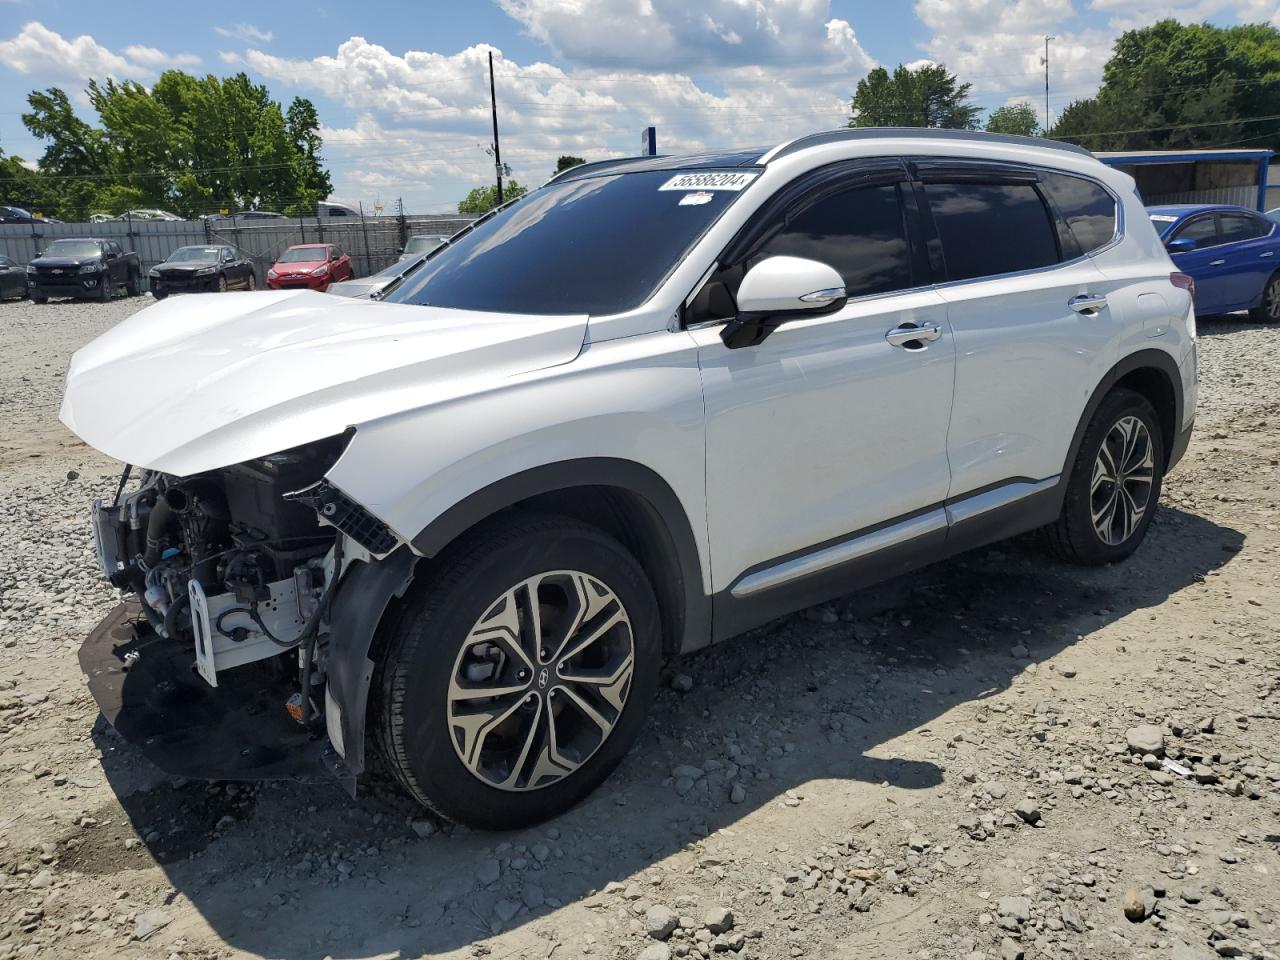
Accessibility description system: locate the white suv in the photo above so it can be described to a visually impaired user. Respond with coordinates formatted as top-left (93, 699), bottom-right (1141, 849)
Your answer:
top-left (65, 129), bottom-right (1196, 828)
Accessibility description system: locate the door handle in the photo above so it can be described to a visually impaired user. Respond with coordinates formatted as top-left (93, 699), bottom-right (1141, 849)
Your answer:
top-left (1209, 259), bottom-right (1226, 266)
top-left (885, 321), bottom-right (942, 348)
top-left (1261, 251), bottom-right (1274, 258)
top-left (1068, 293), bottom-right (1108, 314)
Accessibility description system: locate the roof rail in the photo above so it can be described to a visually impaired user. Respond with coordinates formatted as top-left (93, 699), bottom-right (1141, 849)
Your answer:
top-left (768, 128), bottom-right (1095, 163)
top-left (542, 156), bottom-right (663, 186)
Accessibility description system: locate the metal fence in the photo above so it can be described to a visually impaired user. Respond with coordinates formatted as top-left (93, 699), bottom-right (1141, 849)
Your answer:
top-left (0, 213), bottom-right (474, 291)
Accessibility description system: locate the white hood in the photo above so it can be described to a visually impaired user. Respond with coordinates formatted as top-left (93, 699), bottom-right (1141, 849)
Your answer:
top-left (60, 290), bottom-right (587, 476)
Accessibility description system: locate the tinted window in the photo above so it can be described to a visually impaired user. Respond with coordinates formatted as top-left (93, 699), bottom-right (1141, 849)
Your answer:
top-left (1174, 216), bottom-right (1220, 249)
top-left (1041, 172), bottom-right (1116, 254)
top-left (924, 181), bottom-right (1059, 281)
top-left (385, 169), bottom-right (751, 315)
top-left (749, 183), bottom-right (913, 299)
top-left (1220, 214), bottom-right (1271, 244)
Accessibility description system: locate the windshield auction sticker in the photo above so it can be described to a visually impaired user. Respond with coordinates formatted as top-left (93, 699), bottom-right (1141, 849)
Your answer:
top-left (659, 171), bottom-right (759, 192)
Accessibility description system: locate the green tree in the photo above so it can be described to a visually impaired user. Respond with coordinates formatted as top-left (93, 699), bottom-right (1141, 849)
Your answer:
top-left (985, 103), bottom-right (1041, 137)
top-left (555, 155), bottom-right (586, 174)
top-left (849, 63), bottom-right (980, 129)
top-left (1051, 20), bottom-right (1280, 152)
top-left (457, 181), bottom-right (528, 216)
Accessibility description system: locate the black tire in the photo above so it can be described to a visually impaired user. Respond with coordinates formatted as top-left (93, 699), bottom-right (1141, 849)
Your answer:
top-left (32, 296), bottom-right (47, 305)
top-left (246, 273), bottom-right (257, 291)
top-left (1046, 388), bottom-right (1165, 565)
top-left (1248, 270), bottom-right (1280, 323)
top-left (373, 513), bottom-right (661, 829)
top-left (217, 274), bottom-right (228, 293)
top-left (97, 275), bottom-right (113, 302)
top-left (125, 271), bottom-right (141, 297)
top-left (152, 289), bottom-right (168, 300)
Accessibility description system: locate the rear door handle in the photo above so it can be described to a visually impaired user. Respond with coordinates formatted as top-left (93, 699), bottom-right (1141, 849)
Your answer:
top-left (1068, 293), bottom-right (1108, 315)
top-left (885, 321), bottom-right (942, 348)
top-left (1261, 251), bottom-right (1274, 258)
top-left (1209, 259), bottom-right (1226, 266)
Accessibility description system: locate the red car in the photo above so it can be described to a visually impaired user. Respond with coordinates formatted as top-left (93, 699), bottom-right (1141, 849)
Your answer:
top-left (266, 243), bottom-right (354, 292)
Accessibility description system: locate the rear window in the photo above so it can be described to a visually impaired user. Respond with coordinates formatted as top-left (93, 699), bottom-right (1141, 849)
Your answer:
top-left (1220, 214), bottom-right (1271, 244)
top-left (924, 181), bottom-right (1059, 282)
top-left (1040, 172), bottom-right (1116, 254)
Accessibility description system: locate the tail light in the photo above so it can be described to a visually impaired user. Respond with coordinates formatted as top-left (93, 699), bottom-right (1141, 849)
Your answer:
top-left (1170, 272), bottom-right (1195, 298)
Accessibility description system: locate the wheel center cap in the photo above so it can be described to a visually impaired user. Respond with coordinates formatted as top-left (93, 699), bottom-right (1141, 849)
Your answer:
top-left (536, 667), bottom-right (550, 690)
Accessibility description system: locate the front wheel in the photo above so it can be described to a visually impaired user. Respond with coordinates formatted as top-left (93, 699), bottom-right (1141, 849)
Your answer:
top-left (373, 514), bottom-right (661, 829)
top-left (1249, 271), bottom-right (1280, 323)
top-left (125, 271), bottom-right (141, 297)
top-left (1046, 388), bottom-right (1165, 565)
top-left (97, 275), bottom-right (113, 302)
top-left (31, 296), bottom-right (47, 304)
top-left (217, 274), bottom-right (228, 293)
top-left (246, 273), bottom-right (257, 291)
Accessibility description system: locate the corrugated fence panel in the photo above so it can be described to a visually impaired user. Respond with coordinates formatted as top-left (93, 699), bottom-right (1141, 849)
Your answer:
top-left (0, 214), bottom-right (474, 290)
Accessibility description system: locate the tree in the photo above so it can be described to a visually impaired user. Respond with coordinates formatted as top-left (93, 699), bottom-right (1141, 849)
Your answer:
top-left (849, 63), bottom-right (980, 130)
top-left (11, 71), bottom-right (335, 219)
top-left (985, 103), bottom-right (1041, 137)
top-left (555, 155), bottom-right (585, 174)
top-left (457, 181), bottom-right (528, 216)
top-left (1051, 20), bottom-right (1280, 153)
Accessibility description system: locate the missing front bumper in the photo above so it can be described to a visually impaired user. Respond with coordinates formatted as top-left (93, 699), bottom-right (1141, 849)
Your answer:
top-left (79, 601), bottom-right (340, 783)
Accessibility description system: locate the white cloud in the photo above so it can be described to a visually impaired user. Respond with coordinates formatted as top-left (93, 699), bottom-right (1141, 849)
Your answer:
top-left (0, 21), bottom-right (201, 81)
top-left (1091, 0), bottom-right (1279, 30)
top-left (215, 23), bottom-right (274, 43)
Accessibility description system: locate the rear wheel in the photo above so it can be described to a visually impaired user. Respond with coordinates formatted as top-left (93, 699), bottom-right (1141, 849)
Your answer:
top-left (1249, 271), bottom-right (1280, 323)
top-left (125, 271), bottom-right (141, 297)
top-left (1046, 388), bottom-right (1165, 566)
top-left (373, 514), bottom-right (661, 829)
top-left (152, 289), bottom-right (168, 300)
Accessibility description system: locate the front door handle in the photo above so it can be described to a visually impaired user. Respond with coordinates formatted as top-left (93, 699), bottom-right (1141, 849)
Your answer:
top-left (1068, 293), bottom-right (1108, 315)
top-left (1209, 259), bottom-right (1226, 266)
top-left (885, 321), bottom-right (942, 348)
top-left (1261, 251), bottom-right (1274, 258)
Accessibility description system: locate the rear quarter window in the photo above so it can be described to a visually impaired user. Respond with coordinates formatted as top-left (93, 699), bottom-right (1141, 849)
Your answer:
top-left (1040, 172), bottom-right (1117, 254)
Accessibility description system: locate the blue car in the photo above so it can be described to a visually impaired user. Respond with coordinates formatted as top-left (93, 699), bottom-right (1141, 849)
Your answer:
top-left (1148, 204), bottom-right (1280, 321)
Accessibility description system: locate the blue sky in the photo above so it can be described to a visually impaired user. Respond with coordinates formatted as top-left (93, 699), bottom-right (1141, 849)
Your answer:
top-left (1, 0), bottom-right (1276, 212)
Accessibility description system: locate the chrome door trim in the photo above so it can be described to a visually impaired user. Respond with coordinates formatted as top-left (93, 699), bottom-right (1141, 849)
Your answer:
top-left (729, 509), bottom-right (947, 599)
top-left (945, 476), bottom-right (1059, 525)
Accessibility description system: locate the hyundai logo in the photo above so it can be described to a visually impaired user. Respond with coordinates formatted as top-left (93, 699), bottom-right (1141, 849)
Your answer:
top-left (536, 668), bottom-right (550, 689)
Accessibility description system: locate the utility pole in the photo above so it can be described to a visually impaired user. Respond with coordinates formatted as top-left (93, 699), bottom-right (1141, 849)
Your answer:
top-left (488, 50), bottom-right (504, 205)
top-left (1043, 35), bottom-right (1055, 134)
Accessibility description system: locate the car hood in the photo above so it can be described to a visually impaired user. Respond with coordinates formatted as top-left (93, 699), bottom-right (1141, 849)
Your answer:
top-left (155, 262), bottom-right (215, 273)
top-left (273, 259), bottom-right (326, 272)
top-left (60, 290), bottom-right (588, 476)
top-left (326, 277), bottom-right (383, 299)
top-left (32, 257), bottom-right (98, 268)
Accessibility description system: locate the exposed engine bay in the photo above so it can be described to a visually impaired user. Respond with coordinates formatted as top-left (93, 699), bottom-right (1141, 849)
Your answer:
top-left (91, 434), bottom-right (357, 719)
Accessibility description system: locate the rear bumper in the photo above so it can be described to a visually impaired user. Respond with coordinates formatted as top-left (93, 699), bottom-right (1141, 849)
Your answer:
top-left (80, 602), bottom-right (337, 782)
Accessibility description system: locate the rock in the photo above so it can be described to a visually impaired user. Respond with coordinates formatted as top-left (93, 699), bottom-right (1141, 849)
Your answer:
top-left (1213, 940), bottom-right (1244, 957)
top-left (477, 859), bottom-right (501, 886)
top-left (521, 883), bottom-right (545, 909)
top-left (1126, 725), bottom-right (1165, 756)
top-left (908, 833), bottom-right (929, 851)
top-left (729, 783), bottom-right (746, 804)
top-left (671, 765), bottom-right (705, 781)
top-left (28, 869), bottom-right (53, 889)
top-left (983, 781), bottom-right (1008, 800)
top-left (1180, 885), bottom-right (1205, 904)
top-left (1010, 644), bottom-right (1029, 658)
top-left (703, 906), bottom-right (734, 934)
top-left (1122, 887), bottom-right (1156, 922)
top-left (668, 673), bottom-right (694, 694)
top-left (1013, 799), bottom-right (1041, 824)
top-left (997, 897), bottom-right (1031, 923)
top-left (493, 899), bottom-right (521, 923)
top-left (645, 905), bottom-right (679, 941)
top-left (638, 945), bottom-right (672, 960)
top-left (1000, 939), bottom-right (1025, 960)
top-left (133, 909), bottom-right (173, 941)
top-left (66, 469), bottom-right (79, 480)
top-left (1061, 905), bottom-right (1087, 933)
top-left (410, 819), bottom-right (438, 839)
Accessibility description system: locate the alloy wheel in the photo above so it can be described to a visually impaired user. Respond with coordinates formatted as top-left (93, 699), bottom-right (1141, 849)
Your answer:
top-left (1091, 415), bottom-right (1155, 546)
top-left (1267, 276), bottom-right (1280, 321)
top-left (446, 570), bottom-right (635, 792)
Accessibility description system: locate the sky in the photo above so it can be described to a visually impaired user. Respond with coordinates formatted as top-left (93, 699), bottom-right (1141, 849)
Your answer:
top-left (1, 0), bottom-right (1277, 213)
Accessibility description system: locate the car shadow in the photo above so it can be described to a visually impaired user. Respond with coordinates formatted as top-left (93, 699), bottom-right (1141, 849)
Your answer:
top-left (1194, 311), bottom-right (1279, 336)
top-left (83, 504), bottom-right (1242, 958)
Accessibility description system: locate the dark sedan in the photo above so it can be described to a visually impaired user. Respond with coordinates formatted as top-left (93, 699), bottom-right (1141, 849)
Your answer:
top-left (0, 255), bottom-right (28, 299)
top-left (149, 245), bottom-right (256, 299)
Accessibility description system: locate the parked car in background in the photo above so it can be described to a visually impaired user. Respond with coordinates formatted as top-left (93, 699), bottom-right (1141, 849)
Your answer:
top-left (1150, 203), bottom-right (1280, 321)
top-left (27, 238), bottom-right (141, 302)
top-left (1266, 207), bottom-right (1280, 224)
top-left (317, 200), bottom-right (360, 217)
top-left (63, 130), bottom-right (1197, 829)
top-left (0, 206), bottom-right (48, 224)
top-left (112, 209), bottom-right (183, 222)
top-left (266, 243), bottom-right (353, 291)
top-left (0, 255), bottom-right (28, 300)
top-left (399, 234), bottom-right (448, 261)
top-left (202, 210), bottom-right (287, 221)
top-left (329, 248), bottom-right (431, 299)
top-left (149, 245), bottom-right (256, 299)
top-left (88, 213), bottom-right (114, 223)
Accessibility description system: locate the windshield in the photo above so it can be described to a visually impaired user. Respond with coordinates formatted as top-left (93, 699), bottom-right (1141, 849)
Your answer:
top-left (43, 240), bottom-right (102, 258)
top-left (383, 168), bottom-right (756, 315)
top-left (166, 246), bottom-right (220, 263)
top-left (279, 246), bottom-right (328, 263)
top-left (1148, 213), bottom-right (1179, 236)
top-left (404, 236), bottom-right (447, 256)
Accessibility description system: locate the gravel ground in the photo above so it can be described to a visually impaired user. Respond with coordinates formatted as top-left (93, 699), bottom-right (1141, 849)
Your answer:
top-left (0, 294), bottom-right (1278, 960)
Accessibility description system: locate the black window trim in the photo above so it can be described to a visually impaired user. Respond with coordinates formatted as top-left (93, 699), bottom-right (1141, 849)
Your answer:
top-left (682, 157), bottom-right (934, 328)
top-left (1171, 212), bottom-right (1222, 249)
top-left (1218, 210), bottom-right (1274, 244)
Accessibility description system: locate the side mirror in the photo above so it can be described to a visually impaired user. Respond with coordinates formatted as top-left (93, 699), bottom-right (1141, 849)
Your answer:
top-left (721, 256), bottom-right (846, 349)
top-left (1166, 237), bottom-right (1196, 254)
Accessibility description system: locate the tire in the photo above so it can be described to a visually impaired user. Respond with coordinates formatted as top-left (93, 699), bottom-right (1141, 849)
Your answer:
top-left (1248, 270), bottom-right (1280, 323)
top-left (217, 274), bottom-right (228, 293)
top-left (373, 513), bottom-right (661, 829)
top-left (32, 296), bottom-right (47, 305)
top-left (152, 289), bottom-right (168, 300)
top-left (125, 271), bottom-right (141, 297)
top-left (97, 275), bottom-right (113, 302)
top-left (1046, 388), bottom-right (1165, 566)
top-left (246, 273), bottom-right (256, 291)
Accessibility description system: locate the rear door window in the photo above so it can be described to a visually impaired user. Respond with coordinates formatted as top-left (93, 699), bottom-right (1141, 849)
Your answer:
top-left (1040, 172), bottom-right (1116, 254)
top-left (923, 181), bottom-right (1060, 282)
top-left (1219, 214), bottom-right (1271, 244)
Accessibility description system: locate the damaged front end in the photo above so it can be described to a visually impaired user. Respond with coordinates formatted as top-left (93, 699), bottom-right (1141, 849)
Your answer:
top-left (81, 432), bottom-right (408, 787)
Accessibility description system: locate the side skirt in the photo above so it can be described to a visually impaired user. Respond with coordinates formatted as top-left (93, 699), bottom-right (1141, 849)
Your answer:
top-left (711, 478), bottom-right (1061, 643)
